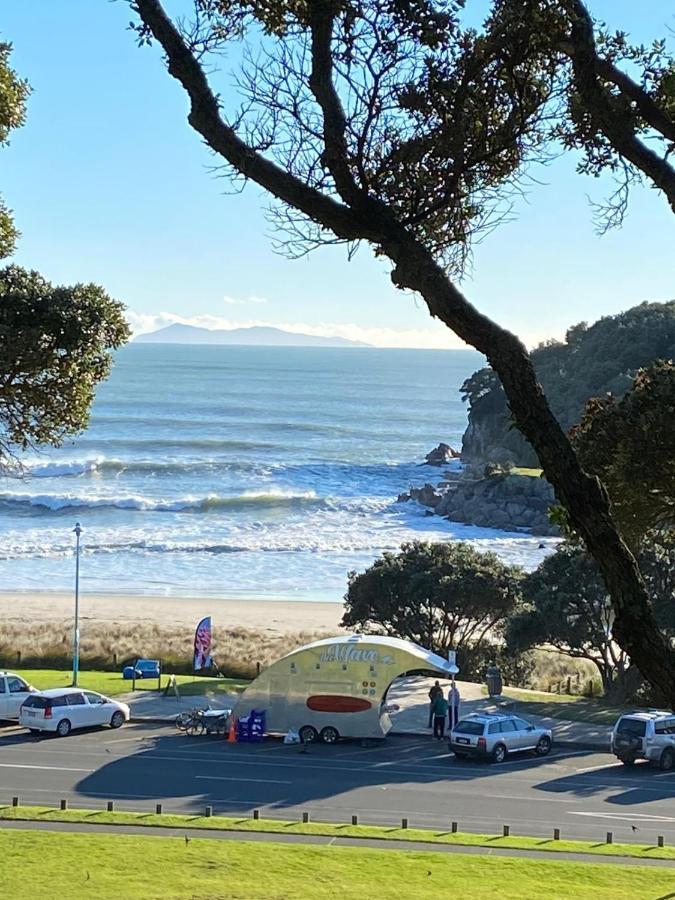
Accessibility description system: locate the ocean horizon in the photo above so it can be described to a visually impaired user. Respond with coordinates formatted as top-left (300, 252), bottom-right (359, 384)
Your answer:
top-left (0, 345), bottom-right (556, 601)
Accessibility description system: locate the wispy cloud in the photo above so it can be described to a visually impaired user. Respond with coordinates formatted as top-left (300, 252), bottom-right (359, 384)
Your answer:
top-left (222, 295), bottom-right (268, 306)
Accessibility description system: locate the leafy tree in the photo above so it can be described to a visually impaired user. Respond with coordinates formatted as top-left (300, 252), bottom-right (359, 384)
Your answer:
top-left (0, 266), bottom-right (131, 463)
top-left (571, 361), bottom-right (675, 546)
top-left (0, 41), bottom-right (30, 258)
top-left (508, 537), bottom-right (675, 697)
top-left (461, 302), bottom-right (675, 468)
top-left (131, 0), bottom-right (675, 703)
top-left (342, 541), bottom-right (522, 655)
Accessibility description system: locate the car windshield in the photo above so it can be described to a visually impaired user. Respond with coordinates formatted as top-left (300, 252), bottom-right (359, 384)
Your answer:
top-left (616, 718), bottom-right (647, 737)
top-left (453, 719), bottom-right (485, 735)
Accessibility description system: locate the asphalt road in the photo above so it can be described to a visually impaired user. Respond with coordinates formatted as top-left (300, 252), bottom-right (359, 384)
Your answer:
top-left (1, 722), bottom-right (674, 845)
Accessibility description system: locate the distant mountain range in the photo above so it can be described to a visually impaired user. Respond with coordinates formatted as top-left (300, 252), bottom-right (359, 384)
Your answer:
top-left (134, 323), bottom-right (370, 348)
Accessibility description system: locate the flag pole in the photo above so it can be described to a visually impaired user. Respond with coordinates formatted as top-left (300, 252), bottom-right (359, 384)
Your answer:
top-left (72, 522), bottom-right (82, 687)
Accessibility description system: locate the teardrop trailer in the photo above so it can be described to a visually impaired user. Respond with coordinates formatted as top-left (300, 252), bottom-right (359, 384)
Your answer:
top-left (231, 634), bottom-right (458, 744)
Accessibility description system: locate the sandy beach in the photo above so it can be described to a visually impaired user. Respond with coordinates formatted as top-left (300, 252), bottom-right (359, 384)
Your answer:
top-left (0, 591), bottom-right (345, 638)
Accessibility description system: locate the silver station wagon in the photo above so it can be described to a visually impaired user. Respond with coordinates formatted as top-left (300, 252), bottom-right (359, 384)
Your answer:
top-left (450, 713), bottom-right (553, 763)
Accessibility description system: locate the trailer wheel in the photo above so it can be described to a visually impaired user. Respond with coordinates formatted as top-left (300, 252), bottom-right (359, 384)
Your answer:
top-left (320, 726), bottom-right (340, 745)
top-left (299, 725), bottom-right (319, 744)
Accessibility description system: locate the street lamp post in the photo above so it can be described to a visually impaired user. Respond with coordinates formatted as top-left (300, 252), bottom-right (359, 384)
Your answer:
top-left (72, 522), bottom-right (82, 687)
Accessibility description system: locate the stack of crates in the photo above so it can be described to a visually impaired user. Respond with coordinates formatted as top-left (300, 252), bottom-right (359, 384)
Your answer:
top-left (236, 709), bottom-right (266, 742)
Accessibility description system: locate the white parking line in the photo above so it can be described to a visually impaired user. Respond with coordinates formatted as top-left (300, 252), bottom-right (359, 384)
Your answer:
top-left (0, 763), bottom-right (91, 773)
top-left (571, 811), bottom-right (675, 823)
top-left (195, 776), bottom-right (291, 785)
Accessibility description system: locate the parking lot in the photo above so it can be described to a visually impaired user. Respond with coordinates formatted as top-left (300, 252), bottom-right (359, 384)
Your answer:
top-left (1, 722), bottom-right (674, 844)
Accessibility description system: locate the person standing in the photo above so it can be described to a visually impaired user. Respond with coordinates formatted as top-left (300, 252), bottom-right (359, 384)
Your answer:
top-left (448, 682), bottom-right (461, 732)
top-left (432, 691), bottom-right (449, 740)
top-left (428, 680), bottom-right (442, 728)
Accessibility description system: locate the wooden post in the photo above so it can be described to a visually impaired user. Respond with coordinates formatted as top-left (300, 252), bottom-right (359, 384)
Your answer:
top-left (401, 818), bottom-right (408, 829)
top-left (658, 835), bottom-right (665, 848)
top-left (503, 825), bottom-right (510, 837)
top-left (60, 799), bottom-right (68, 811)
top-left (205, 805), bottom-right (213, 818)
top-left (606, 831), bottom-right (613, 844)
top-left (107, 801), bottom-right (114, 812)
top-left (253, 809), bottom-right (260, 820)
top-left (302, 812), bottom-right (309, 824)
top-left (554, 828), bottom-right (560, 841)
top-left (156, 803), bottom-right (163, 815)
top-left (451, 821), bottom-right (458, 834)
top-left (11, 796), bottom-right (18, 807)
top-left (351, 815), bottom-right (358, 826)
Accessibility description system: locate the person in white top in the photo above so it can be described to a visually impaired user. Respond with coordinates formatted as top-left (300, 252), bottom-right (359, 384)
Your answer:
top-left (448, 683), bottom-right (461, 731)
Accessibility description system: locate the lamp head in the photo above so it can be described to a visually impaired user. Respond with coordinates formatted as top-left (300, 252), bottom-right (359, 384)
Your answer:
top-left (73, 522), bottom-right (82, 537)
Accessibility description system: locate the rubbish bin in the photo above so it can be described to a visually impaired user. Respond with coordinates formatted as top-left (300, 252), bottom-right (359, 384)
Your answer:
top-left (485, 664), bottom-right (502, 698)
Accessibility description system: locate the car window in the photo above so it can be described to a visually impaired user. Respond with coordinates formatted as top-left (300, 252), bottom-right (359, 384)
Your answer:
top-left (500, 720), bottom-right (517, 733)
top-left (655, 718), bottom-right (675, 735)
top-left (513, 718), bottom-right (531, 731)
top-left (7, 677), bottom-right (29, 693)
top-left (22, 695), bottom-right (48, 709)
top-left (616, 717), bottom-right (647, 738)
top-left (453, 720), bottom-right (485, 735)
top-left (84, 692), bottom-right (103, 705)
top-left (0, 678), bottom-right (6, 694)
top-left (66, 693), bottom-right (86, 706)
top-left (488, 722), bottom-right (501, 735)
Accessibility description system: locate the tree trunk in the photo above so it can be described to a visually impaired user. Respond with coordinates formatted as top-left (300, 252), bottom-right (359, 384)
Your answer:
top-left (385, 235), bottom-right (675, 709)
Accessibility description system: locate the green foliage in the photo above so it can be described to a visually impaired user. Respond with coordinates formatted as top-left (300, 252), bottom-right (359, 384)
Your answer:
top-left (0, 41), bottom-right (30, 259)
top-left (571, 361), bottom-right (675, 545)
top-left (461, 301), bottom-right (675, 466)
top-left (0, 265), bottom-right (130, 464)
top-left (342, 540), bottom-right (522, 653)
top-left (508, 536), bottom-right (675, 694)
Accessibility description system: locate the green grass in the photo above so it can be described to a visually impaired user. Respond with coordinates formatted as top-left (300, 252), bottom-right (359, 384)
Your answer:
top-left (2, 806), bottom-right (674, 862)
top-left (13, 669), bottom-right (249, 698)
top-left (0, 828), bottom-right (673, 899)
top-left (498, 687), bottom-right (618, 726)
top-left (510, 466), bottom-right (544, 477)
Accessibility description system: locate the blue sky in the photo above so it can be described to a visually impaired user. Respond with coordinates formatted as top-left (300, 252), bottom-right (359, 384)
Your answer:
top-left (2, 0), bottom-right (674, 348)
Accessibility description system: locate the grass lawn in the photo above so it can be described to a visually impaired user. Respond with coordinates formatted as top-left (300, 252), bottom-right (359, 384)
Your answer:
top-left (510, 466), bottom-right (544, 477)
top-left (3, 806), bottom-right (674, 863)
top-left (14, 669), bottom-right (249, 698)
top-left (1, 828), bottom-right (673, 900)
top-left (499, 687), bottom-right (619, 726)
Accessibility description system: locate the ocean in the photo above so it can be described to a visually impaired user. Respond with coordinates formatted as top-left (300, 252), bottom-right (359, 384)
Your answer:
top-left (0, 345), bottom-right (555, 600)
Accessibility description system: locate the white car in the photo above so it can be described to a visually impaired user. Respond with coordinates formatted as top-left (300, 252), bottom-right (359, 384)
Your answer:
top-left (19, 687), bottom-right (130, 736)
top-left (0, 672), bottom-right (37, 721)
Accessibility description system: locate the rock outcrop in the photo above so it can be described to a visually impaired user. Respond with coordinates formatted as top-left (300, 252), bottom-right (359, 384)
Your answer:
top-left (400, 471), bottom-right (560, 536)
top-left (424, 443), bottom-right (460, 466)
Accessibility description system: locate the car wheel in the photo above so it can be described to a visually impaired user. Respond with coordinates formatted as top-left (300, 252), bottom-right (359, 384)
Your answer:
top-left (298, 725), bottom-right (319, 744)
top-left (659, 748), bottom-right (674, 772)
top-left (110, 710), bottom-right (125, 729)
top-left (492, 743), bottom-right (507, 764)
top-left (56, 719), bottom-right (71, 738)
top-left (535, 735), bottom-right (552, 756)
top-left (320, 726), bottom-right (339, 745)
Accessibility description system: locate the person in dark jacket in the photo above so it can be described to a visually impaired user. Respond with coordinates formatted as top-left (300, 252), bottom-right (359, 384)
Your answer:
top-left (432, 693), bottom-right (449, 740)
top-left (428, 680), bottom-right (442, 728)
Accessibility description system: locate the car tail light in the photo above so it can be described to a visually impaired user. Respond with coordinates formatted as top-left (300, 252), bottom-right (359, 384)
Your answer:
top-left (477, 737), bottom-right (486, 751)
top-left (44, 705), bottom-right (52, 719)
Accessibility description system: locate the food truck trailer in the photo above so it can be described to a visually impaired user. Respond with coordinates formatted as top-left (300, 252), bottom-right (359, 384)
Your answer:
top-left (232, 633), bottom-right (458, 743)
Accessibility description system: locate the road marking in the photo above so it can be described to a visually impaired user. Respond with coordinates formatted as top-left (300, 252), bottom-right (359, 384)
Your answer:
top-left (570, 811), bottom-right (675, 823)
top-left (0, 763), bottom-right (91, 773)
top-left (195, 776), bottom-right (291, 785)
top-left (574, 762), bottom-right (620, 774)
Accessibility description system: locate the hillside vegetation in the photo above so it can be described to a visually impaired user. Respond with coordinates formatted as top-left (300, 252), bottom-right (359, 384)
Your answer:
top-left (460, 301), bottom-right (675, 467)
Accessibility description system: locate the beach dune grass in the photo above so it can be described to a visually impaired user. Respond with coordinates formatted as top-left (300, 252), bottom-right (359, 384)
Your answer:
top-left (0, 828), bottom-right (673, 899)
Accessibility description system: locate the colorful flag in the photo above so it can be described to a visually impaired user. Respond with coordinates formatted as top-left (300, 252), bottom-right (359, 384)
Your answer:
top-left (193, 616), bottom-right (213, 671)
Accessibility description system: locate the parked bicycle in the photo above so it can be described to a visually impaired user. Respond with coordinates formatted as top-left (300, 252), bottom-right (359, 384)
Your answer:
top-left (175, 706), bottom-right (231, 737)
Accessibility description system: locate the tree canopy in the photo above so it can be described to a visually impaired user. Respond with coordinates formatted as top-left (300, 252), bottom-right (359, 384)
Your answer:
top-left (571, 361), bottom-right (675, 546)
top-left (342, 541), bottom-right (522, 655)
top-left (461, 301), bottom-right (675, 468)
top-left (508, 536), bottom-right (675, 700)
top-left (132, 0), bottom-right (675, 704)
top-left (0, 266), bottom-right (131, 464)
top-left (0, 41), bottom-right (29, 259)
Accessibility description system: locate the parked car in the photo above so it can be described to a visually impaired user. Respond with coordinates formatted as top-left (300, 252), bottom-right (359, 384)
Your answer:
top-left (19, 688), bottom-right (130, 737)
top-left (449, 713), bottom-right (552, 763)
top-left (122, 658), bottom-right (160, 680)
top-left (610, 710), bottom-right (675, 770)
top-left (0, 672), bottom-right (36, 721)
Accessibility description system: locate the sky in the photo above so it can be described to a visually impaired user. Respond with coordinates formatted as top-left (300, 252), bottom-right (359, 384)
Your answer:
top-left (1, 0), bottom-right (674, 349)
